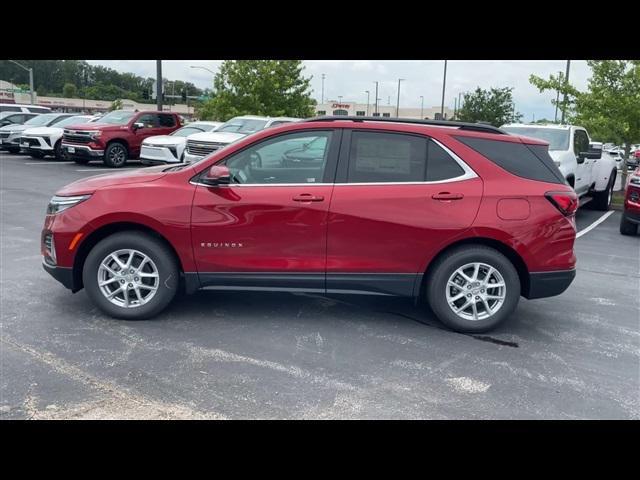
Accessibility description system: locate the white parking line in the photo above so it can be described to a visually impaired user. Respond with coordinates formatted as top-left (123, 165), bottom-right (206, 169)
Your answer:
top-left (576, 210), bottom-right (615, 238)
top-left (25, 161), bottom-right (75, 165)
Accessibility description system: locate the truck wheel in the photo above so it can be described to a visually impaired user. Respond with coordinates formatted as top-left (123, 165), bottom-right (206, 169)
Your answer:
top-left (591, 173), bottom-right (615, 211)
top-left (425, 245), bottom-right (520, 333)
top-left (82, 231), bottom-right (179, 320)
top-left (104, 142), bottom-right (128, 168)
top-left (620, 215), bottom-right (638, 236)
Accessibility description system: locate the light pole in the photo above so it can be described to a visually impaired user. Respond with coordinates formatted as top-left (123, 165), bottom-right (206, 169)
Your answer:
top-left (440, 60), bottom-right (448, 119)
top-left (365, 90), bottom-right (370, 116)
top-left (453, 97), bottom-right (457, 120)
top-left (338, 95), bottom-right (343, 104)
top-left (8, 59), bottom-right (34, 105)
top-left (561, 60), bottom-right (571, 124)
top-left (190, 65), bottom-right (216, 92)
top-left (420, 95), bottom-right (424, 119)
top-left (374, 81), bottom-right (379, 115)
top-left (396, 78), bottom-right (405, 117)
top-left (321, 73), bottom-right (326, 104)
top-left (156, 60), bottom-right (163, 111)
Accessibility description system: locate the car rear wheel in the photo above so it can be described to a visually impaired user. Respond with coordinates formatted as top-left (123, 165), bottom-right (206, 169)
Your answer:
top-left (426, 245), bottom-right (520, 333)
top-left (591, 173), bottom-right (615, 211)
top-left (104, 142), bottom-right (128, 168)
top-left (82, 231), bottom-right (179, 320)
top-left (54, 141), bottom-right (65, 161)
top-left (620, 215), bottom-right (638, 236)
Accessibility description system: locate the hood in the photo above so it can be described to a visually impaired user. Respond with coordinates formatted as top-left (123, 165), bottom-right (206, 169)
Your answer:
top-left (143, 135), bottom-right (185, 146)
top-left (23, 126), bottom-right (62, 136)
top-left (187, 131), bottom-right (246, 144)
top-left (56, 165), bottom-right (170, 195)
top-left (0, 124), bottom-right (27, 133)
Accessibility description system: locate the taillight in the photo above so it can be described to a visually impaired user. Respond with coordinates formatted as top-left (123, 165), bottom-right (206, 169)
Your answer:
top-left (545, 191), bottom-right (578, 216)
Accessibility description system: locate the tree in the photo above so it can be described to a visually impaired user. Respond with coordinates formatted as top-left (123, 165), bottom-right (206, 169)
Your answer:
top-left (530, 60), bottom-right (640, 184)
top-left (63, 83), bottom-right (77, 98)
top-left (199, 60), bottom-right (315, 121)
top-left (109, 99), bottom-right (123, 111)
top-left (456, 87), bottom-right (521, 127)
top-left (529, 71), bottom-right (579, 122)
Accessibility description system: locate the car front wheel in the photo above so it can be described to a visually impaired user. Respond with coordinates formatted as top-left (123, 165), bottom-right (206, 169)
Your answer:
top-left (82, 231), bottom-right (179, 320)
top-left (104, 142), bottom-right (128, 168)
top-left (426, 245), bottom-right (521, 333)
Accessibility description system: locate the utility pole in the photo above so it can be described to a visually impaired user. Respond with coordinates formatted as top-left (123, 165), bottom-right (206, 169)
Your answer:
top-left (420, 95), bottom-right (424, 119)
top-left (156, 60), bottom-right (163, 111)
top-left (374, 81), bottom-right (379, 114)
top-left (554, 70), bottom-right (562, 123)
top-left (396, 78), bottom-right (405, 117)
top-left (365, 90), bottom-right (370, 116)
top-left (8, 60), bottom-right (34, 105)
top-left (440, 60), bottom-right (448, 119)
top-left (321, 74), bottom-right (326, 104)
top-left (454, 97), bottom-right (457, 120)
top-left (561, 60), bottom-right (571, 124)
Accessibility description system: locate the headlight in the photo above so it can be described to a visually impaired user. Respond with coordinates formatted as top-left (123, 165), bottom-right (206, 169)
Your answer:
top-left (89, 131), bottom-right (102, 139)
top-left (630, 176), bottom-right (640, 186)
top-left (46, 194), bottom-right (91, 215)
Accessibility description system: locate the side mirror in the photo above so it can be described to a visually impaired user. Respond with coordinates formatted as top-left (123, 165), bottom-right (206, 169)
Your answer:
top-left (132, 122), bottom-right (145, 131)
top-left (583, 145), bottom-right (602, 160)
top-left (202, 165), bottom-right (231, 185)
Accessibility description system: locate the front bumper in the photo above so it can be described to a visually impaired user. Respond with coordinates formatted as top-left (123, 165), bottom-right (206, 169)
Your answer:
top-left (20, 136), bottom-right (54, 152)
top-left (42, 260), bottom-right (78, 291)
top-left (62, 143), bottom-right (104, 159)
top-left (525, 269), bottom-right (576, 299)
top-left (140, 144), bottom-right (180, 164)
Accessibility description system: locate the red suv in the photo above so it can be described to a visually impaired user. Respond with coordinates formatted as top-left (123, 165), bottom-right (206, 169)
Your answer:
top-left (62, 110), bottom-right (182, 167)
top-left (42, 117), bottom-right (577, 332)
top-left (620, 167), bottom-right (640, 235)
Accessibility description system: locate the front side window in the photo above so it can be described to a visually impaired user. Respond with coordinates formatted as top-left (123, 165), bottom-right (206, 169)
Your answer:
top-left (136, 114), bottom-right (160, 128)
top-left (222, 131), bottom-right (333, 185)
top-left (573, 130), bottom-right (589, 155)
top-left (347, 131), bottom-right (427, 183)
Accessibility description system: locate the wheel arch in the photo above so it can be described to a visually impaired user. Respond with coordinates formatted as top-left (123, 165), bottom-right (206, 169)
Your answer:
top-left (419, 237), bottom-right (530, 298)
top-left (106, 138), bottom-right (130, 155)
top-left (72, 221), bottom-right (185, 292)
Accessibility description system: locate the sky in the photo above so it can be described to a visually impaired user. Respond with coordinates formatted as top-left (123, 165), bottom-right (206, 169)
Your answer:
top-left (87, 60), bottom-right (592, 121)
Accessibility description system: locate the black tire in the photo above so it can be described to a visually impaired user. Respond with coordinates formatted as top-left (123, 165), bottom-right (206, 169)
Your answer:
top-left (104, 142), bottom-right (128, 168)
top-left (7, 146), bottom-right (20, 154)
top-left (82, 231), bottom-right (179, 320)
top-left (73, 157), bottom-right (90, 165)
top-left (426, 245), bottom-right (521, 333)
top-left (54, 141), bottom-right (65, 161)
top-left (620, 214), bottom-right (638, 236)
top-left (29, 151), bottom-right (45, 159)
top-left (591, 172), bottom-right (615, 211)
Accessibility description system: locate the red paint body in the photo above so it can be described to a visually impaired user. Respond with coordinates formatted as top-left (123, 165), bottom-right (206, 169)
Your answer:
top-left (43, 120), bottom-right (577, 297)
top-left (623, 167), bottom-right (640, 216)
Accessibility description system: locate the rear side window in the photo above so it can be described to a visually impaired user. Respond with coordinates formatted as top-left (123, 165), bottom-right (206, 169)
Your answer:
top-left (348, 131), bottom-right (427, 183)
top-left (159, 114), bottom-right (176, 127)
top-left (427, 140), bottom-right (465, 181)
top-left (454, 136), bottom-right (565, 184)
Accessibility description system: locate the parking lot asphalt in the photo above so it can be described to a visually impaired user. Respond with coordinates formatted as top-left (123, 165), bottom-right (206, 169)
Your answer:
top-left (1, 153), bottom-right (638, 419)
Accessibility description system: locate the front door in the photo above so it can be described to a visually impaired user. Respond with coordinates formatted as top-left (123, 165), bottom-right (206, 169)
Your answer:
top-left (191, 129), bottom-right (340, 291)
top-left (326, 130), bottom-right (483, 296)
top-left (573, 128), bottom-right (593, 195)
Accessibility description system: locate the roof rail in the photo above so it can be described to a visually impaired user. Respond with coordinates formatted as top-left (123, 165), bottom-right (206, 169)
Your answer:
top-left (304, 116), bottom-right (507, 135)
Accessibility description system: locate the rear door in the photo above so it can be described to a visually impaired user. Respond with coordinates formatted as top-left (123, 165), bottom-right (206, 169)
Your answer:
top-left (326, 130), bottom-right (483, 296)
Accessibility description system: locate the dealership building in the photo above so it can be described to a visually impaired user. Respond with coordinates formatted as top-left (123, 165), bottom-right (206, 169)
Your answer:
top-left (315, 100), bottom-right (455, 120)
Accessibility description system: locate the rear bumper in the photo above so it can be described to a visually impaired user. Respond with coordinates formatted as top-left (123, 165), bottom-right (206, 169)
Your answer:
top-left (524, 269), bottom-right (576, 299)
top-left (42, 260), bottom-right (78, 291)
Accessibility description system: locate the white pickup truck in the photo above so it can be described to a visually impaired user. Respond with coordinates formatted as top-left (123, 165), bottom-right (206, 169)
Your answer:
top-left (501, 124), bottom-right (617, 211)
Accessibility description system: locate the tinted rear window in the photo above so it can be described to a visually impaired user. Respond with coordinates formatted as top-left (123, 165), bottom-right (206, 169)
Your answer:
top-left (427, 140), bottom-right (465, 181)
top-left (454, 136), bottom-right (565, 184)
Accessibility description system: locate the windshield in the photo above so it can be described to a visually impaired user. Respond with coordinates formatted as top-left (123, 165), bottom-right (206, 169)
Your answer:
top-left (24, 114), bottom-right (60, 127)
top-left (217, 118), bottom-right (268, 134)
top-left (55, 116), bottom-right (92, 128)
top-left (171, 126), bottom-right (205, 137)
top-left (93, 110), bottom-right (136, 125)
top-left (502, 126), bottom-right (570, 151)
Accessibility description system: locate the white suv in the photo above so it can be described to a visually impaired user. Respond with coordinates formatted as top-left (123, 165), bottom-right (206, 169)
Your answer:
top-left (140, 121), bottom-right (223, 165)
top-left (501, 124), bottom-right (618, 210)
top-left (20, 115), bottom-right (94, 160)
top-left (183, 115), bottom-right (300, 163)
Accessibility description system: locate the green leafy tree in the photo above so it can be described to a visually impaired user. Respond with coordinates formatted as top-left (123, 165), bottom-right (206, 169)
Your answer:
top-left (63, 83), bottom-right (77, 98)
top-left (109, 99), bottom-right (123, 111)
top-left (199, 60), bottom-right (315, 121)
top-left (530, 60), bottom-right (640, 184)
top-left (529, 71), bottom-right (579, 122)
top-left (456, 87), bottom-right (521, 127)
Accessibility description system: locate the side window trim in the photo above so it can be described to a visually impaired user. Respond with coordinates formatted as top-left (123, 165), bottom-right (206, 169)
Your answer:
top-left (337, 129), bottom-right (477, 185)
